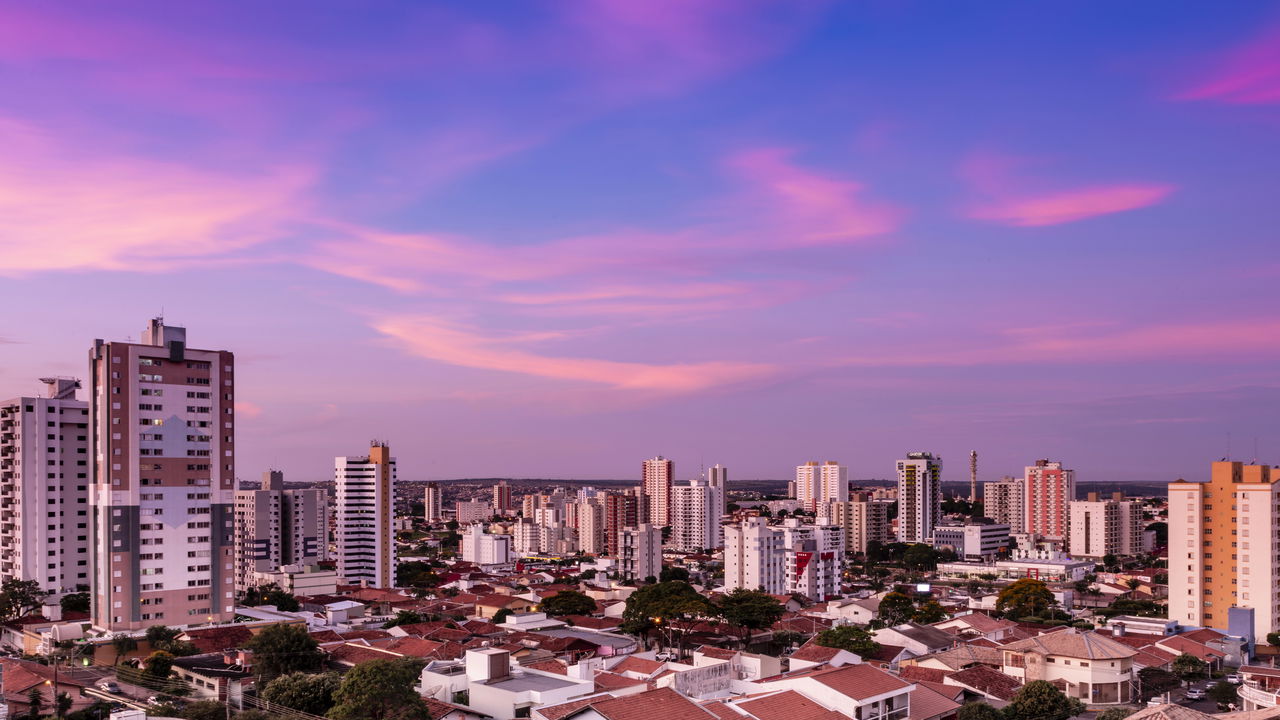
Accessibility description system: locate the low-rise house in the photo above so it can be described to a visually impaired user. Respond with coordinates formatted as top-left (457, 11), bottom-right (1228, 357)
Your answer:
top-left (543, 687), bottom-right (716, 720)
top-left (1239, 666), bottom-right (1280, 710)
top-left (171, 652), bottom-right (252, 705)
top-left (420, 648), bottom-right (595, 720)
top-left (1000, 629), bottom-right (1136, 705)
top-left (943, 665), bottom-right (1022, 704)
top-left (872, 624), bottom-right (955, 657)
top-left (756, 662), bottom-right (916, 720)
top-left (931, 614), bottom-right (1017, 643)
top-left (476, 595), bottom-right (540, 619)
top-left (786, 644), bottom-right (862, 672)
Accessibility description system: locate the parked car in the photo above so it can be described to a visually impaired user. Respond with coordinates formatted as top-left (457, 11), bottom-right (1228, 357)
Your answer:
top-left (1148, 697), bottom-right (1169, 707)
top-left (96, 681), bottom-right (121, 694)
top-left (1226, 674), bottom-right (1243, 685)
top-left (1185, 688), bottom-right (1206, 700)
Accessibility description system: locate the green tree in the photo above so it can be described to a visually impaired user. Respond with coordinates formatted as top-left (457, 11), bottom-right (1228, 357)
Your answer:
top-left (1096, 708), bottom-right (1134, 720)
top-left (621, 581), bottom-right (715, 655)
top-left (540, 591), bottom-right (598, 617)
top-left (26, 687), bottom-right (44, 720)
top-left (1147, 522), bottom-right (1168, 547)
top-left (111, 633), bottom-right (138, 665)
top-left (396, 561), bottom-right (440, 590)
top-left (60, 593), bottom-right (90, 615)
top-left (144, 650), bottom-right (174, 679)
top-left (956, 702), bottom-right (1002, 720)
top-left (1137, 667), bottom-right (1181, 701)
top-left (232, 712), bottom-right (273, 720)
top-left (0, 579), bottom-right (48, 623)
top-left (1208, 680), bottom-right (1239, 708)
top-left (329, 658), bottom-right (429, 720)
top-left (1102, 554), bottom-right (1119, 570)
top-left (1002, 680), bottom-right (1085, 720)
top-left (54, 692), bottom-right (72, 719)
top-left (877, 592), bottom-right (915, 626)
top-left (492, 608), bottom-right (513, 624)
top-left (813, 625), bottom-right (881, 657)
top-left (261, 672), bottom-right (342, 716)
top-left (996, 579), bottom-right (1056, 619)
top-left (1268, 631), bottom-right (1280, 647)
top-left (180, 701), bottom-right (230, 720)
top-left (659, 566), bottom-right (690, 583)
top-left (145, 625), bottom-right (198, 656)
top-left (245, 623), bottom-right (323, 681)
top-left (773, 630), bottom-right (803, 649)
top-left (716, 590), bottom-right (785, 648)
top-left (904, 544), bottom-right (939, 571)
top-left (383, 610), bottom-right (425, 629)
top-left (1171, 653), bottom-right (1207, 686)
top-left (913, 599), bottom-right (948, 624)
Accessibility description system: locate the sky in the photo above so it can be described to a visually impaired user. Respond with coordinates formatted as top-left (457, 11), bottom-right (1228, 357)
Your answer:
top-left (2, 1), bottom-right (1279, 485)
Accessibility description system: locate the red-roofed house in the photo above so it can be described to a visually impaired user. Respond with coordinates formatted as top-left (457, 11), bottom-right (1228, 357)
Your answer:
top-left (758, 663), bottom-right (915, 718)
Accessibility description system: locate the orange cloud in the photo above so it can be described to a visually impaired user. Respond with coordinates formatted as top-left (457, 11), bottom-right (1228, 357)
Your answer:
top-left (0, 118), bottom-right (310, 274)
top-left (234, 401), bottom-right (264, 419)
top-left (969, 184), bottom-right (1175, 227)
top-left (373, 315), bottom-right (775, 392)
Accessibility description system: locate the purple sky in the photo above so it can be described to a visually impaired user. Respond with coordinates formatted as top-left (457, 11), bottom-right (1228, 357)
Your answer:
top-left (2, 1), bottom-right (1279, 484)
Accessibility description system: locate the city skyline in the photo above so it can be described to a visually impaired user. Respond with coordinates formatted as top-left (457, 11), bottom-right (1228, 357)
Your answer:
top-left (3, 2), bottom-right (1280, 484)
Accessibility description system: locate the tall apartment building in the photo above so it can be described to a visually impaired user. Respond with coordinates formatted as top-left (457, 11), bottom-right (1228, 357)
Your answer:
top-left (89, 318), bottom-right (235, 630)
top-left (512, 518), bottom-right (540, 556)
top-left (671, 480), bottom-right (720, 552)
top-left (780, 519), bottom-right (844, 601)
top-left (456, 499), bottom-right (490, 524)
top-left (604, 492), bottom-right (641, 557)
top-left (461, 524), bottom-right (513, 565)
top-left (984, 477), bottom-right (1025, 533)
top-left (576, 500), bottom-right (606, 555)
top-left (0, 378), bottom-right (91, 595)
top-left (335, 442), bottom-right (396, 588)
top-left (492, 481), bottom-right (512, 515)
top-left (424, 482), bottom-right (443, 522)
top-left (1169, 461), bottom-right (1279, 640)
top-left (1025, 459), bottom-right (1075, 540)
top-left (724, 517), bottom-right (786, 594)
top-left (233, 470), bottom-right (328, 592)
top-left (795, 461), bottom-right (849, 511)
top-left (896, 452), bottom-right (942, 543)
top-left (707, 464), bottom-right (728, 522)
top-left (619, 523), bottom-right (662, 581)
top-left (1068, 492), bottom-right (1143, 560)
top-left (821, 493), bottom-right (891, 555)
top-left (641, 456), bottom-right (673, 526)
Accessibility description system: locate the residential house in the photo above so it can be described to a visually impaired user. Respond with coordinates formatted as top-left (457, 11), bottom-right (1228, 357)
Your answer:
top-left (1000, 630), bottom-right (1136, 705)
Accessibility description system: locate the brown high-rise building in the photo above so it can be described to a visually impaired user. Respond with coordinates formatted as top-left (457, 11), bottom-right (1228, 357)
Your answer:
top-left (604, 492), bottom-right (640, 557)
top-left (90, 318), bottom-right (235, 630)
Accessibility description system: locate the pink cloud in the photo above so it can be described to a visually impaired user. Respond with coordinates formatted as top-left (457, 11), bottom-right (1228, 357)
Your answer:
top-left (837, 319), bottom-right (1280, 367)
top-left (373, 315), bottom-right (775, 392)
top-left (961, 150), bottom-right (1174, 227)
top-left (0, 118), bottom-right (311, 274)
top-left (234, 401), bottom-right (264, 419)
top-left (724, 148), bottom-right (902, 245)
top-left (1175, 24), bottom-right (1280, 104)
top-left (970, 184), bottom-right (1175, 227)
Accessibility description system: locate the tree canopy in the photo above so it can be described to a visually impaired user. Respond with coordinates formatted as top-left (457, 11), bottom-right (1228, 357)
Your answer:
top-left (956, 702), bottom-right (1002, 720)
top-left (904, 544), bottom-right (939, 571)
top-left (60, 592), bottom-right (90, 614)
top-left (245, 623), bottom-right (324, 680)
top-left (242, 584), bottom-right (300, 612)
top-left (659, 566), bottom-right (690, 583)
top-left (329, 658), bottom-right (429, 720)
top-left (0, 579), bottom-right (48, 623)
top-left (813, 625), bottom-right (881, 657)
top-left (717, 590), bottom-right (785, 646)
top-left (1002, 680), bottom-right (1085, 720)
top-left (1137, 667), bottom-right (1181, 701)
top-left (1096, 708), bottom-right (1135, 720)
top-left (877, 592), bottom-right (915, 626)
top-left (540, 591), bottom-right (598, 617)
top-left (995, 579), bottom-right (1056, 619)
top-left (621, 580), bottom-right (715, 652)
top-left (1171, 653), bottom-right (1207, 684)
top-left (144, 625), bottom-right (198, 656)
top-left (384, 610), bottom-right (426, 628)
top-left (261, 672), bottom-right (342, 716)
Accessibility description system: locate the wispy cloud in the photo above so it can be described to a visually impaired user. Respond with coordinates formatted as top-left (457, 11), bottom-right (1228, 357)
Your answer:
top-left (373, 315), bottom-right (775, 392)
top-left (961, 150), bottom-right (1174, 227)
top-left (1175, 23), bottom-right (1280, 104)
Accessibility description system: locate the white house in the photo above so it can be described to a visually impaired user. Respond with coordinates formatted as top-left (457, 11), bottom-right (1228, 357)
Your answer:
top-left (1000, 629), bottom-right (1136, 705)
top-left (419, 648), bottom-right (595, 720)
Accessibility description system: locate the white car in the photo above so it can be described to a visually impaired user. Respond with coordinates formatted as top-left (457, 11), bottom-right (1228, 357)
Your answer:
top-left (1185, 688), bottom-right (1206, 701)
top-left (96, 681), bottom-right (121, 694)
top-left (1226, 674), bottom-right (1243, 685)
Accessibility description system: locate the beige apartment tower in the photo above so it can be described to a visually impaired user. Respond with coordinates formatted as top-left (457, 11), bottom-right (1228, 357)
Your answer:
top-left (89, 318), bottom-right (235, 630)
top-left (823, 492), bottom-right (891, 555)
top-left (641, 456), bottom-right (673, 526)
top-left (336, 443), bottom-right (396, 587)
top-left (1169, 461), bottom-right (1279, 640)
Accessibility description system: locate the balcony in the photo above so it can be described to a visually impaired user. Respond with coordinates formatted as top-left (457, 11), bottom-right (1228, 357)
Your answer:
top-left (1241, 683), bottom-right (1280, 709)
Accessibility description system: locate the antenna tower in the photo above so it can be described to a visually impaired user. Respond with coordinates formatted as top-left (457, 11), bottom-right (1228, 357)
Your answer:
top-left (969, 450), bottom-right (978, 504)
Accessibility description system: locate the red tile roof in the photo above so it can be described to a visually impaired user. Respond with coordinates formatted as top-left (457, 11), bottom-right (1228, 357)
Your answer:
top-left (947, 665), bottom-right (1022, 701)
top-left (180, 625), bottom-right (255, 653)
top-left (736, 690), bottom-right (844, 720)
top-left (811, 663), bottom-right (913, 701)
top-left (612, 656), bottom-right (665, 676)
top-left (899, 666), bottom-right (951, 683)
top-left (907, 683), bottom-right (963, 720)
top-left (594, 672), bottom-right (648, 691)
top-left (567, 688), bottom-right (717, 720)
top-left (788, 644), bottom-right (844, 664)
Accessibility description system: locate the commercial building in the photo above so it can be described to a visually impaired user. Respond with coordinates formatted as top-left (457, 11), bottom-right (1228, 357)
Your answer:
top-left (89, 318), bottom-right (236, 630)
top-left (424, 481), bottom-right (443, 522)
top-left (930, 522), bottom-right (1010, 562)
top-left (671, 479), bottom-right (720, 552)
top-left (820, 492), bottom-right (891, 555)
top-left (983, 477), bottom-right (1025, 533)
top-left (1025, 459), bottom-right (1075, 540)
top-left (0, 378), bottom-right (91, 595)
top-left (335, 442), bottom-right (396, 587)
top-left (897, 452), bottom-right (941, 543)
top-left (233, 469), bottom-right (328, 592)
top-left (795, 461), bottom-right (848, 512)
top-left (936, 556), bottom-right (1093, 582)
top-left (1067, 492), bottom-right (1143, 560)
top-left (1169, 461), bottom-right (1280, 640)
top-left (641, 456), bottom-right (673, 526)
top-left (461, 524), bottom-right (513, 565)
top-left (619, 524), bottom-right (662, 581)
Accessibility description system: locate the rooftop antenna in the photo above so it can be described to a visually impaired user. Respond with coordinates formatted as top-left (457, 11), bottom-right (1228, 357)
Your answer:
top-left (969, 450), bottom-right (978, 504)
